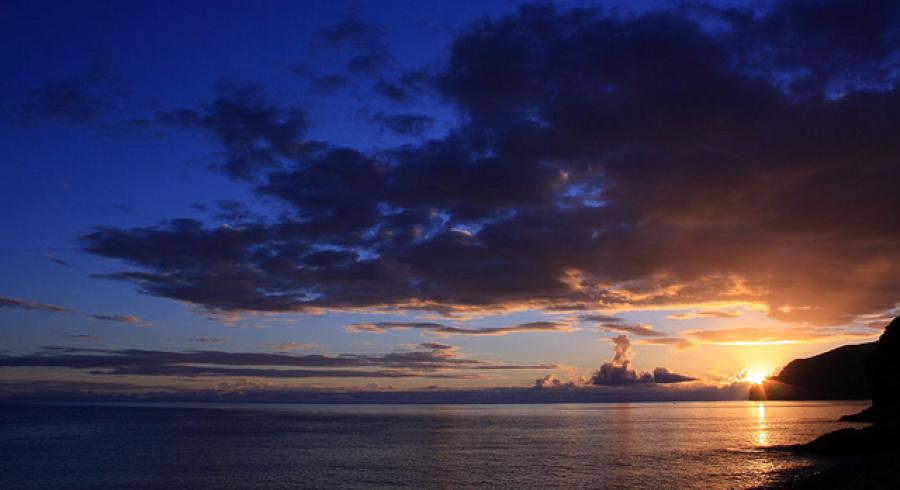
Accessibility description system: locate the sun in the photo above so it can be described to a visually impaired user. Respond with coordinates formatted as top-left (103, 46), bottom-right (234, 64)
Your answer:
top-left (744, 369), bottom-right (768, 385)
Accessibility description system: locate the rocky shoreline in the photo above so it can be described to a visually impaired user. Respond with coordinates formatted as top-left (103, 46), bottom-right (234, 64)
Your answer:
top-left (760, 316), bottom-right (900, 489)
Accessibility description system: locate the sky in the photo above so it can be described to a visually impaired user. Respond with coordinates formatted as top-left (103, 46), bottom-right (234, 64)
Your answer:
top-left (1, 0), bottom-right (898, 401)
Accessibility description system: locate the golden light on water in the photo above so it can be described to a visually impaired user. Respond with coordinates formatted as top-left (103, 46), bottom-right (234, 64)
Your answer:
top-left (754, 402), bottom-right (768, 446)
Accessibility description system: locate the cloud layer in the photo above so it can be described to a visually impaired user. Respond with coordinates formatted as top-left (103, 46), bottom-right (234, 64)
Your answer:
top-left (77, 1), bottom-right (900, 325)
top-left (0, 343), bottom-right (554, 380)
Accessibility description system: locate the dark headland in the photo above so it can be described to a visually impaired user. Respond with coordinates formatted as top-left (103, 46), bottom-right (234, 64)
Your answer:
top-left (760, 317), bottom-right (900, 489)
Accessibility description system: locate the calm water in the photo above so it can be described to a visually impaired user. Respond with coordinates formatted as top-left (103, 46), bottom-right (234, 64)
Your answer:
top-left (0, 401), bottom-right (868, 489)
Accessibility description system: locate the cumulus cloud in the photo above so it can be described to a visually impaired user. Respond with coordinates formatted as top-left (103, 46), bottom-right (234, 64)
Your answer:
top-left (590, 335), bottom-right (696, 386)
top-left (345, 320), bottom-right (576, 336)
top-left (78, 1), bottom-right (900, 326)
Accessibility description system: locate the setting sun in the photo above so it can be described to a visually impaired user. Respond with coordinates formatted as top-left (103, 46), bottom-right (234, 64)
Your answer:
top-left (744, 369), bottom-right (768, 385)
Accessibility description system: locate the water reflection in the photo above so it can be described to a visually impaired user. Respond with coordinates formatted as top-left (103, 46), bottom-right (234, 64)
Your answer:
top-left (754, 402), bottom-right (768, 446)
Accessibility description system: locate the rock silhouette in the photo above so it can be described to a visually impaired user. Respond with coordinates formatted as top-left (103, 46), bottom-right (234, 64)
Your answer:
top-left (784, 317), bottom-right (899, 459)
top-left (840, 316), bottom-right (900, 422)
top-left (749, 343), bottom-right (874, 401)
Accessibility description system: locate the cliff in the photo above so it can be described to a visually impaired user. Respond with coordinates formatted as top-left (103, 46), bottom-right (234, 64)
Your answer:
top-left (749, 342), bottom-right (875, 401)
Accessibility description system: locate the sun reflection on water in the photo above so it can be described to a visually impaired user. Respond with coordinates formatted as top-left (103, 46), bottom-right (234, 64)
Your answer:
top-left (754, 402), bottom-right (768, 446)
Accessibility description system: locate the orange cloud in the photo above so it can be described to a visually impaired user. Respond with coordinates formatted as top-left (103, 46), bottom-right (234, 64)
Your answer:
top-left (682, 327), bottom-right (877, 346)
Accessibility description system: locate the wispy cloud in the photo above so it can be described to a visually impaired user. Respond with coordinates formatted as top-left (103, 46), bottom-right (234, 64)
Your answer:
top-left (345, 321), bottom-right (576, 336)
top-left (89, 314), bottom-right (151, 327)
top-left (61, 334), bottom-right (98, 342)
top-left (269, 341), bottom-right (319, 352)
top-left (682, 327), bottom-right (877, 346)
top-left (0, 296), bottom-right (77, 314)
top-left (0, 295), bottom-right (149, 327)
top-left (668, 310), bottom-right (742, 320)
top-left (187, 336), bottom-right (225, 344)
top-left (0, 343), bottom-right (555, 380)
top-left (47, 253), bottom-right (71, 267)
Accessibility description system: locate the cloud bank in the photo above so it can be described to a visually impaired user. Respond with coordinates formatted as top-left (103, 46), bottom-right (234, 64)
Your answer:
top-left (74, 1), bottom-right (900, 327)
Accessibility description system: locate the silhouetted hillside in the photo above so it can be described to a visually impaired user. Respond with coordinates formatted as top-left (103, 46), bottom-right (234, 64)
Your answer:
top-left (749, 342), bottom-right (875, 401)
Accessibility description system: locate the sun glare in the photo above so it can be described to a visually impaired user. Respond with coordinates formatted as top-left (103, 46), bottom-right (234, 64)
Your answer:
top-left (744, 369), bottom-right (768, 385)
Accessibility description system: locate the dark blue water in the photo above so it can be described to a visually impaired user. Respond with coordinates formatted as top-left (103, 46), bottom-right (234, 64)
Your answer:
top-left (0, 401), bottom-right (868, 489)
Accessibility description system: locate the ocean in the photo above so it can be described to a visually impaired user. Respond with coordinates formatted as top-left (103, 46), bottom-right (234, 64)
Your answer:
top-left (0, 400), bottom-right (868, 489)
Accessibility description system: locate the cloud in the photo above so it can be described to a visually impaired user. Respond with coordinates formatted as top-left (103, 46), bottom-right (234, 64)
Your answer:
top-left (269, 341), bottom-right (318, 352)
top-left (61, 334), bottom-right (98, 342)
top-left (79, 2), bottom-right (900, 326)
top-left (0, 295), bottom-right (150, 327)
top-left (682, 327), bottom-right (877, 345)
top-left (590, 335), bottom-right (695, 386)
top-left (0, 343), bottom-right (554, 380)
top-left (373, 71), bottom-right (432, 103)
top-left (89, 315), bottom-right (151, 327)
top-left (0, 296), bottom-right (77, 314)
top-left (23, 79), bottom-right (100, 124)
top-left (0, 378), bottom-right (759, 404)
top-left (596, 322), bottom-right (666, 337)
top-left (667, 310), bottom-right (742, 320)
top-left (20, 61), bottom-right (138, 132)
top-left (187, 336), bottom-right (224, 344)
top-left (156, 82), bottom-right (310, 179)
top-left (636, 337), bottom-right (696, 350)
top-left (367, 111), bottom-right (435, 136)
top-left (318, 18), bottom-right (393, 75)
top-left (345, 321), bottom-right (576, 336)
top-left (47, 253), bottom-right (71, 267)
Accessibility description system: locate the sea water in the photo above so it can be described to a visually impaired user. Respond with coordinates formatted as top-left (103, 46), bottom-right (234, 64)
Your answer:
top-left (0, 400), bottom-right (869, 489)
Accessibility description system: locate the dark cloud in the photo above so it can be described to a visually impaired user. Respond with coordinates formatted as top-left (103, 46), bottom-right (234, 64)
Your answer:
top-left (292, 65), bottom-right (352, 93)
top-left (23, 79), bottom-right (101, 124)
top-left (0, 343), bottom-right (554, 380)
top-left (318, 18), bottom-right (394, 75)
top-left (80, 2), bottom-right (900, 325)
top-left (61, 334), bottom-right (99, 342)
top-left (651, 367), bottom-right (696, 384)
top-left (346, 320), bottom-right (575, 336)
top-left (368, 111), bottom-right (435, 136)
top-left (373, 70), bottom-right (433, 102)
top-left (157, 82), bottom-right (310, 180)
top-left (46, 253), bottom-right (70, 267)
top-left (579, 315), bottom-right (623, 323)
